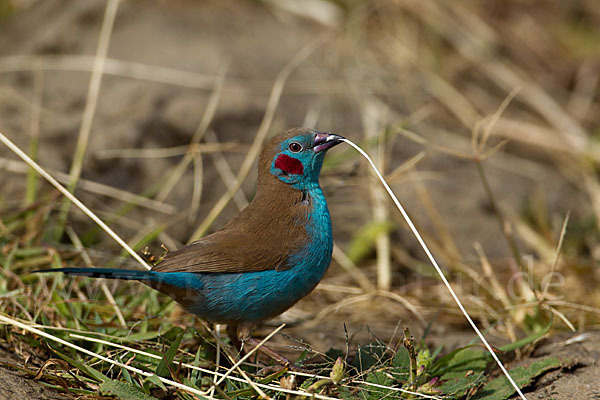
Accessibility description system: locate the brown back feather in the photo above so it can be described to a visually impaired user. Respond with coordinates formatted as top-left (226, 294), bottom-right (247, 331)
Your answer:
top-left (152, 128), bottom-right (315, 274)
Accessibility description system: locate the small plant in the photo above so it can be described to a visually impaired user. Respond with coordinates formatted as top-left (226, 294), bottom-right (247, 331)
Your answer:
top-left (306, 326), bottom-right (561, 400)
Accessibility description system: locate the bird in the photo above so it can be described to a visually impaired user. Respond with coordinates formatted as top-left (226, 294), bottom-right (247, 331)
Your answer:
top-left (36, 127), bottom-right (343, 366)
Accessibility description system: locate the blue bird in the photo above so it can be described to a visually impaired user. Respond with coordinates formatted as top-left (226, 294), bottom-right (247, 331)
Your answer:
top-left (38, 127), bottom-right (343, 365)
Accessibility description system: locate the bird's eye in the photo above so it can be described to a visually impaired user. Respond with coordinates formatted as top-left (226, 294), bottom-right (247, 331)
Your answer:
top-left (288, 142), bottom-right (303, 153)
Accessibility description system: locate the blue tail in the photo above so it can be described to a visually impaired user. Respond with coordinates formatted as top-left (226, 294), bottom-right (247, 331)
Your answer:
top-left (34, 268), bottom-right (204, 292)
top-left (34, 267), bottom-right (154, 281)
top-left (36, 267), bottom-right (205, 310)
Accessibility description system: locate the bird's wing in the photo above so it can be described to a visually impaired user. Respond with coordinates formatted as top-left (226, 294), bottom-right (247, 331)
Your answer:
top-left (151, 227), bottom-right (301, 274)
top-left (153, 180), bottom-right (311, 274)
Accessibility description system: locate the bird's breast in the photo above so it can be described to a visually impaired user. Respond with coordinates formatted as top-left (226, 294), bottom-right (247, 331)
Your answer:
top-left (188, 187), bottom-right (334, 324)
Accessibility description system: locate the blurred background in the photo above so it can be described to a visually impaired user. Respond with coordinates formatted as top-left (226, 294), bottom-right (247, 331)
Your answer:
top-left (1, 0), bottom-right (600, 393)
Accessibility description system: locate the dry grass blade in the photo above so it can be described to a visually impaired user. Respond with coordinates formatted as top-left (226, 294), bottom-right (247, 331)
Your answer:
top-left (542, 212), bottom-right (570, 298)
top-left (347, 380), bottom-right (443, 400)
top-left (0, 55), bottom-right (218, 89)
top-left (360, 98), bottom-right (392, 290)
top-left (95, 142), bottom-right (237, 160)
top-left (0, 131), bottom-right (151, 270)
top-left (68, 332), bottom-right (339, 400)
top-left (26, 65), bottom-right (43, 205)
top-left (155, 65), bottom-right (227, 203)
top-left (410, 167), bottom-right (462, 266)
top-left (189, 151), bottom-right (204, 223)
top-left (0, 157), bottom-right (177, 214)
top-left (189, 31), bottom-right (333, 241)
top-left (377, 290), bottom-right (427, 327)
top-left (206, 130), bottom-right (249, 211)
top-left (332, 243), bottom-right (375, 293)
top-left (473, 87), bottom-right (519, 156)
top-left (475, 243), bottom-right (512, 310)
top-left (307, 294), bottom-right (373, 326)
top-left (412, 0), bottom-right (588, 152)
top-left (386, 151), bottom-right (426, 182)
top-left (341, 138), bottom-right (528, 400)
top-left (0, 313), bottom-right (215, 398)
top-left (214, 323), bottom-right (285, 386)
top-left (64, 225), bottom-right (126, 328)
top-left (57, 0), bottom-right (121, 236)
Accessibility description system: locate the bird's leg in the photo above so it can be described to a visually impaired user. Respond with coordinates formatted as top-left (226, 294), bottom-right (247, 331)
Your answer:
top-left (226, 324), bottom-right (242, 350)
top-left (235, 323), bottom-right (308, 372)
top-left (243, 337), bottom-right (296, 367)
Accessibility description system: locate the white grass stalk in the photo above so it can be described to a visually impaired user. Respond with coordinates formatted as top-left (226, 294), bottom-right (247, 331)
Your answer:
top-left (69, 332), bottom-right (339, 400)
top-left (0, 131), bottom-right (151, 270)
top-left (0, 313), bottom-right (213, 399)
top-left (341, 138), bottom-right (527, 400)
top-left (214, 323), bottom-right (285, 386)
top-left (349, 380), bottom-right (443, 400)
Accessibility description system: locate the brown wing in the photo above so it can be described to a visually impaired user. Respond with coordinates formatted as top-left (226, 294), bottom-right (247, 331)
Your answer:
top-left (152, 186), bottom-right (309, 274)
top-left (151, 229), bottom-right (293, 273)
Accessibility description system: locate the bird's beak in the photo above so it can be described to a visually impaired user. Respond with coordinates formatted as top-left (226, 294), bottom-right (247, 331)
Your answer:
top-left (313, 132), bottom-right (344, 153)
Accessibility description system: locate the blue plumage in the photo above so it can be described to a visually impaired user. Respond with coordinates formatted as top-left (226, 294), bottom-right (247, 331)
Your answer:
top-left (36, 128), bottom-right (343, 350)
top-left (189, 184), bottom-right (333, 322)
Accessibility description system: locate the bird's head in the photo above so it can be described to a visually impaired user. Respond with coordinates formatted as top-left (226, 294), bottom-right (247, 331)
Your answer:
top-left (258, 128), bottom-right (344, 190)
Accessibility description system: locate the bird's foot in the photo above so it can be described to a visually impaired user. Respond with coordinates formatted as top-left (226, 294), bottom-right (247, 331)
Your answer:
top-left (244, 337), bottom-right (312, 374)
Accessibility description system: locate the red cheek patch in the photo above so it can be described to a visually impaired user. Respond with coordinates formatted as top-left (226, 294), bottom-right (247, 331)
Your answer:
top-left (275, 154), bottom-right (304, 175)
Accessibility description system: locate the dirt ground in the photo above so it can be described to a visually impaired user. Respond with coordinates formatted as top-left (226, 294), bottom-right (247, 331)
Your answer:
top-left (0, 347), bottom-right (72, 400)
top-left (1, 0), bottom-right (600, 398)
top-left (523, 332), bottom-right (600, 399)
top-left (2, 332), bottom-right (600, 399)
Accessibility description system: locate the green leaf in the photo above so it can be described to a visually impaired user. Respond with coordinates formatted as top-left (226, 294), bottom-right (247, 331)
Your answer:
top-left (191, 345), bottom-right (203, 382)
top-left (161, 326), bottom-right (183, 341)
top-left (499, 321), bottom-right (551, 352)
top-left (144, 374), bottom-right (167, 391)
top-left (433, 347), bottom-right (489, 397)
top-left (430, 345), bottom-right (479, 376)
top-left (392, 347), bottom-right (410, 369)
top-left (439, 347), bottom-right (489, 380)
top-left (100, 379), bottom-right (159, 400)
top-left (155, 329), bottom-right (184, 378)
top-left (115, 355), bottom-right (133, 384)
top-left (474, 357), bottom-right (564, 400)
top-left (352, 342), bottom-right (387, 372)
top-left (417, 347), bottom-right (433, 371)
top-left (325, 348), bottom-right (344, 361)
top-left (49, 346), bottom-right (107, 383)
top-left (125, 331), bottom-right (161, 342)
top-left (357, 371), bottom-right (395, 400)
top-left (437, 372), bottom-right (486, 397)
